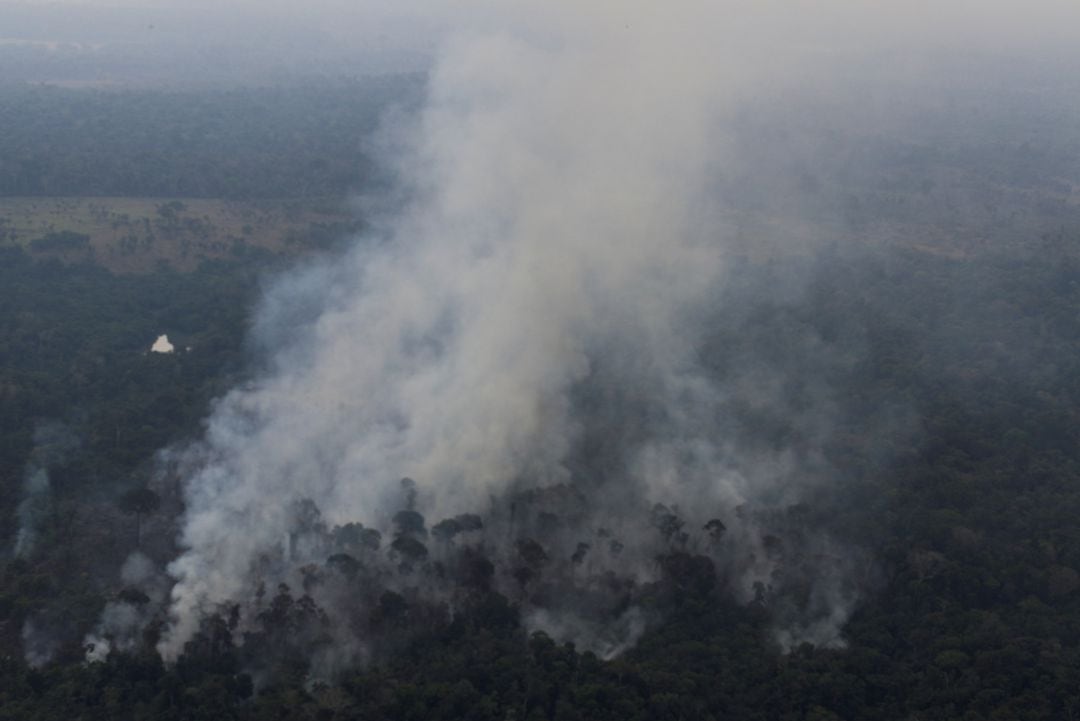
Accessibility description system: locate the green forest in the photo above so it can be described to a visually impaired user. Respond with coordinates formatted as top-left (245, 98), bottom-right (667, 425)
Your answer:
top-left (2, 74), bottom-right (1080, 721)
top-left (0, 77), bottom-right (421, 199)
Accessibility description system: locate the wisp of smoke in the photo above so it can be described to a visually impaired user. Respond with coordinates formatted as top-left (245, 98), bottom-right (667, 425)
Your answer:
top-left (85, 552), bottom-right (171, 663)
top-left (22, 618), bottom-right (61, 669)
top-left (151, 2), bottom-right (890, 668)
top-left (13, 421), bottom-right (80, 559)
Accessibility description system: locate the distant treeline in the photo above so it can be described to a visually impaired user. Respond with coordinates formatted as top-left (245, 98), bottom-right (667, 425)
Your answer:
top-left (0, 77), bottom-right (423, 199)
top-left (28, 231), bottom-right (90, 253)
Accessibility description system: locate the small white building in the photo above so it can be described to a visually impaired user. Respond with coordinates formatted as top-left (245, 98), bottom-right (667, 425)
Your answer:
top-left (150, 334), bottom-right (175, 354)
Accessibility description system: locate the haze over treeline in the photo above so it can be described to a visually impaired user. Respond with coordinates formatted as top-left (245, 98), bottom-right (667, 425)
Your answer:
top-left (2, 0), bottom-right (1080, 87)
top-left (0, 0), bottom-right (439, 85)
top-left (3, 1), bottom-right (1080, 719)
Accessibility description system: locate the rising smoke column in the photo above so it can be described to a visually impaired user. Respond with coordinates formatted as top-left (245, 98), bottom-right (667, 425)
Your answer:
top-left (159, 3), bottom-right (854, 661)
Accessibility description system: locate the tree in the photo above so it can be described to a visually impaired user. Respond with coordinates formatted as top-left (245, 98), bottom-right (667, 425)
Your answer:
top-left (117, 486), bottom-right (160, 548)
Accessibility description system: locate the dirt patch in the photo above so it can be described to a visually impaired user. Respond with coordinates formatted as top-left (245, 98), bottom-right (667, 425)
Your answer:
top-left (0, 197), bottom-right (361, 273)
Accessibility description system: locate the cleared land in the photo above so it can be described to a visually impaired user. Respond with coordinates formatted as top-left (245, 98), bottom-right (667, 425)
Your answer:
top-left (2, 183), bottom-right (1077, 275)
top-left (0, 197), bottom-right (361, 272)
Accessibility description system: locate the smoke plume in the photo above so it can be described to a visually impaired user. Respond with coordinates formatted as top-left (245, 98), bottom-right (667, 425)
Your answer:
top-left (147, 2), bottom-right (958, 667)
top-left (85, 552), bottom-right (171, 663)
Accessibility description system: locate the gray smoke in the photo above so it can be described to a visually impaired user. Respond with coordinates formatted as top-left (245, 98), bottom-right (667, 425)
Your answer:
top-left (85, 552), bottom-right (171, 663)
top-left (22, 618), bottom-right (61, 669)
top-left (159, 3), bottom-right (737, 661)
top-left (150, 1), bottom-right (1079, 666)
top-left (14, 421), bottom-right (80, 558)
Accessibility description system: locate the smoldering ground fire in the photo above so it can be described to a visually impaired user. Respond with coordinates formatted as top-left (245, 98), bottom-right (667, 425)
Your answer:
top-left (15, 422), bottom-right (80, 561)
top-left (74, 2), bottom-right (908, 672)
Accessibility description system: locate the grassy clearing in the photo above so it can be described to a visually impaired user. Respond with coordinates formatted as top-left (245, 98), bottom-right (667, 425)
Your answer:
top-left (0, 197), bottom-right (360, 273)
top-left (0, 187), bottom-right (1071, 275)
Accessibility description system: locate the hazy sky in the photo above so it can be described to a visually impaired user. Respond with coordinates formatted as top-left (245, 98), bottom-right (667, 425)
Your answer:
top-left (6, 1), bottom-right (1080, 57)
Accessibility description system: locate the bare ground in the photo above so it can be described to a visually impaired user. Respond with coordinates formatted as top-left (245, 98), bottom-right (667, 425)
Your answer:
top-left (0, 197), bottom-right (360, 273)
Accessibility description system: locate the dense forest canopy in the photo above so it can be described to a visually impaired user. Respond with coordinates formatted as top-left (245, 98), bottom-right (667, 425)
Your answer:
top-left (5, 228), bottom-right (1080, 720)
top-left (4, 3), bottom-right (1080, 719)
top-left (0, 77), bottom-right (422, 199)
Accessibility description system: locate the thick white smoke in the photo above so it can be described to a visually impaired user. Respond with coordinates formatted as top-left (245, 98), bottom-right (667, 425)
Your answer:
top-left (150, 1), bottom-right (1040, 661)
top-left (159, 4), bottom-right (744, 661)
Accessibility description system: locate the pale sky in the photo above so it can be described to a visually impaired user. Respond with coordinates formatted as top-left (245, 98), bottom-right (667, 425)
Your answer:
top-left (3, 0), bottom-right (1080, 86)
